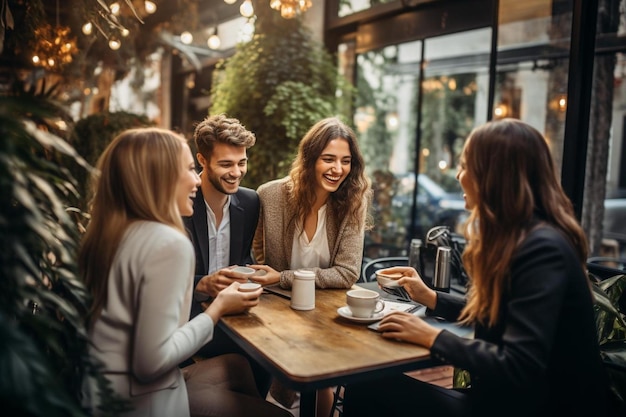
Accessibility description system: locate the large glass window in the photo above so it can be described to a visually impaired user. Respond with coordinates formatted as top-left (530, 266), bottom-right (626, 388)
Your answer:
top-left (346, 28), bottom-right (491, 258)
top-left (334, 0), bottom-right (626, 263)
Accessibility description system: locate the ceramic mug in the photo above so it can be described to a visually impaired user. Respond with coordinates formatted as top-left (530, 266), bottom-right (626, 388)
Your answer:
top-left (230, 266), bottom-right (256, 278)
top-left (346, 289), bottom-right (385, 318)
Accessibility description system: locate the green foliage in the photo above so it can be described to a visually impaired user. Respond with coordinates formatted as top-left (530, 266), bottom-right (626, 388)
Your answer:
top-left (0, 77), bottom-right (128, 416)
top-left (210, 14), bottom-right (346, 189)
top-left (590, 273), bottom-right (626, 411)
top-left (69, 111), bottom-right (152, 211)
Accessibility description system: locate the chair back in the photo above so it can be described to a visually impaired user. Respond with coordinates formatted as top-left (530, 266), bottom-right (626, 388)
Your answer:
top-left (587, 257), bottom-right (626, 281)
top-left (360, 256), bottom-right (408, 283)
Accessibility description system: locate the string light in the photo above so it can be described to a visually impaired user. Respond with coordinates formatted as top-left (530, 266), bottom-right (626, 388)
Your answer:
top-left (144, 1), bottom-right (157, 14)
top-left (180, 31), bottom-right (193, 45)
top-left (240, 0), bottom-right (254, 18)
top-left (207, 27), bottom-right (221, 49)
top-left (109, 2), bottom-right (121, 15)
top-left (108, 37), bottom-right (121, 50)
top-left (82, 22), bottom-right (93, 35)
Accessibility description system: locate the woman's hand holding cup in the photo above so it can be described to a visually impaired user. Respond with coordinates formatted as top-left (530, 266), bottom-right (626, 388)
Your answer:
top-left (205, 282), bottom-right (262, 323)
top-left (378, 267), bottom-right (438, 310)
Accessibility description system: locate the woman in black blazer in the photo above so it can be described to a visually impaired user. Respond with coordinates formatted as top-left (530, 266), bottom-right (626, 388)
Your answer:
top-left (343, 119), bottom-right (611, 417)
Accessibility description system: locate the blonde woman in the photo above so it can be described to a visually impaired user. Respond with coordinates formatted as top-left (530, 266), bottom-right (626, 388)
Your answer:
top-left (80, 127), bottom-right (291, 417)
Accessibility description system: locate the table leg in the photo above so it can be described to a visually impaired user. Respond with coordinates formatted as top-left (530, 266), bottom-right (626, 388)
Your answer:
top-left (299, 389), bottom-right (317, 417)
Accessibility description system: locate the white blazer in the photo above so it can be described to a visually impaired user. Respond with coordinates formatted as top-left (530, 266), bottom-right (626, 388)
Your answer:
top-left (87, 221), bottom-right (214, 417)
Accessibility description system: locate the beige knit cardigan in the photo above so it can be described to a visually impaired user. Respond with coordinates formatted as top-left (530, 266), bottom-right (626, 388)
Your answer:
top-left (252, 177), bottom-right (366, 289)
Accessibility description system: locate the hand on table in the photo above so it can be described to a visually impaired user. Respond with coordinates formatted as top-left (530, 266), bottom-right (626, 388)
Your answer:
top-left (378, 266), bottom-right (437, 310)
top-left (196, 266), bottom-right (250, 298)
top-left (378, 311), bottom-right (442, 348)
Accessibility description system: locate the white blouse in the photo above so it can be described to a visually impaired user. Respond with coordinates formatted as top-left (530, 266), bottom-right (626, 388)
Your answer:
top-left (290, 204), bottom-right (330, 270)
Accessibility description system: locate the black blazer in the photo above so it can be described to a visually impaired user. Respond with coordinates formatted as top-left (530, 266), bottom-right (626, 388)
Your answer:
top-left (429, 224), bottom-right (610, 417)
top-left (183, 186), bottom-right (260, 318)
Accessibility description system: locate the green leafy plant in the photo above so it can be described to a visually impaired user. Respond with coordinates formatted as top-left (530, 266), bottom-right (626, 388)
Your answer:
top-left (590, 272), bottom-right (626, 412)
top-left (210, 4), bottom-right (350, 189)
top-left (0, 77), bottom-right (127, 416)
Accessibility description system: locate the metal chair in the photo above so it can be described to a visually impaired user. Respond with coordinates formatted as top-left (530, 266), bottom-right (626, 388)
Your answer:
top-left (360, 256), bottom-right (409, 283)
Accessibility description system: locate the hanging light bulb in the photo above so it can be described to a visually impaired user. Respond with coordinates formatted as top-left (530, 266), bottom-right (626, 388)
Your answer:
top-left (180, 31), bottom-right (193, 45)
top-left (32, 55), bottom-right (40, 64)
top-left (109, 2), bottom-right (121, 15)
top-left (208, 34), bottom-right (221, 50)
top-left (144, 0), bottom-right (157, 14)
top-left (108, 37), bottom-right (121, 50)
top-left (82, 22), bottom-right (93, 35)
top-left (240, 0), bottom-right (254, 17)
top-left (224, 0), bottom-right (236, 4)
top-left (120, 28), bottom-right (130, 37)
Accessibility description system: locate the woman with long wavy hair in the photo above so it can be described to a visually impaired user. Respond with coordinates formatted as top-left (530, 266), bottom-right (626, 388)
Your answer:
top-left (343, 119), bottom-right (610, 417)
top-left (80, 127), bottom-right (291, 417)
top-left (250, 116), bottom-right (371, 289)
top-left (250, 117), bottom-right (372, 416)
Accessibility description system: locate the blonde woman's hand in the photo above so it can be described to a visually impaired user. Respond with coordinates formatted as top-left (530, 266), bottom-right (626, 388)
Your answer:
top-left (378, 267), bottom-right (438, 310)
top-left (205, 282), bottom-right (262, 323)
top-left (378, 311), bottom-right (441, 348)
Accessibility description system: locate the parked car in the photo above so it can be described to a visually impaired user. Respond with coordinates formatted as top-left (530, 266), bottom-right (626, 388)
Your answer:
top-left (392, 173), bottom-right (468, 239)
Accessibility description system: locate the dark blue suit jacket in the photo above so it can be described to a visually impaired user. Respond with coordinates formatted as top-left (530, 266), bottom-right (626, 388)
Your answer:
top-left (183, 186), bottom-right (260, 319)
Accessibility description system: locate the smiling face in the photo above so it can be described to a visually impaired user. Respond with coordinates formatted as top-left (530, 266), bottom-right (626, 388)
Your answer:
top-left (198, 142), bottom-right (248, 196)
top-left (314, 138), bottom-right (352, 199)
top-left (176, 143), bottom-right (201, 216)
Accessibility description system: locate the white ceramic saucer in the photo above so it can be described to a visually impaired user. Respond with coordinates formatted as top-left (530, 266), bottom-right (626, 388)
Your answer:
top-left (337, 306), bottom-right (384, 324)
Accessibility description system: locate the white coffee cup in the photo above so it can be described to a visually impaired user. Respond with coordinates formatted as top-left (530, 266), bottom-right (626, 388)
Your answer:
top-left (346, 289), bottom-right (385, 318)
top-left (239, 282), bottom-right (262, 292)
top-left (231, 266), bottom-right (256, 278)
top-left (376, 271), bottom-right (403, 288)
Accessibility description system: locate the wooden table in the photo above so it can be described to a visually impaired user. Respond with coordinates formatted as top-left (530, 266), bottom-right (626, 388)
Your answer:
top-left (219, 286), bottom-right (439, 417)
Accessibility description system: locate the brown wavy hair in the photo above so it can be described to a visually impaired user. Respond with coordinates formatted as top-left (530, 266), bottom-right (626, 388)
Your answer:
top-left (287, 117), bottom-right (372, 231)
top-left (459, 119), bottom-right (587, 327)
top-left (79, 127), bottom-right (187, 323)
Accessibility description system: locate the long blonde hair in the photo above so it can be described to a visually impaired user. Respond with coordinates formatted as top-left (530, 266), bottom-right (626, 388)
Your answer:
top-left (79, 128), bottom-right (187, 323)
top-left (287, 117), bottom-right (372, 231)
top-left (460, 119), bottom-right (587, 327)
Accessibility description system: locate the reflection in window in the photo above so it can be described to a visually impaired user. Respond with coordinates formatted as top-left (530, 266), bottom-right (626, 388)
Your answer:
top-left (351, 31), bottom-right (488, 256)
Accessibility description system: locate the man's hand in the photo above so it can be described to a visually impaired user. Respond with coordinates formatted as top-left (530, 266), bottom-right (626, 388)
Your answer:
top-left (195, 266), bottom-right (250, 298)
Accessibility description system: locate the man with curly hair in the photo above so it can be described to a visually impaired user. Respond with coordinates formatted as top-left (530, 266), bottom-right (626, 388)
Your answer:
top-left (183, 114), bottom-right (270, 397)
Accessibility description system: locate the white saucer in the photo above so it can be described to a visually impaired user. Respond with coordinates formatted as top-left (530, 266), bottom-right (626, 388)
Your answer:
top-left (337, 306), bottom-right (384, 324)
